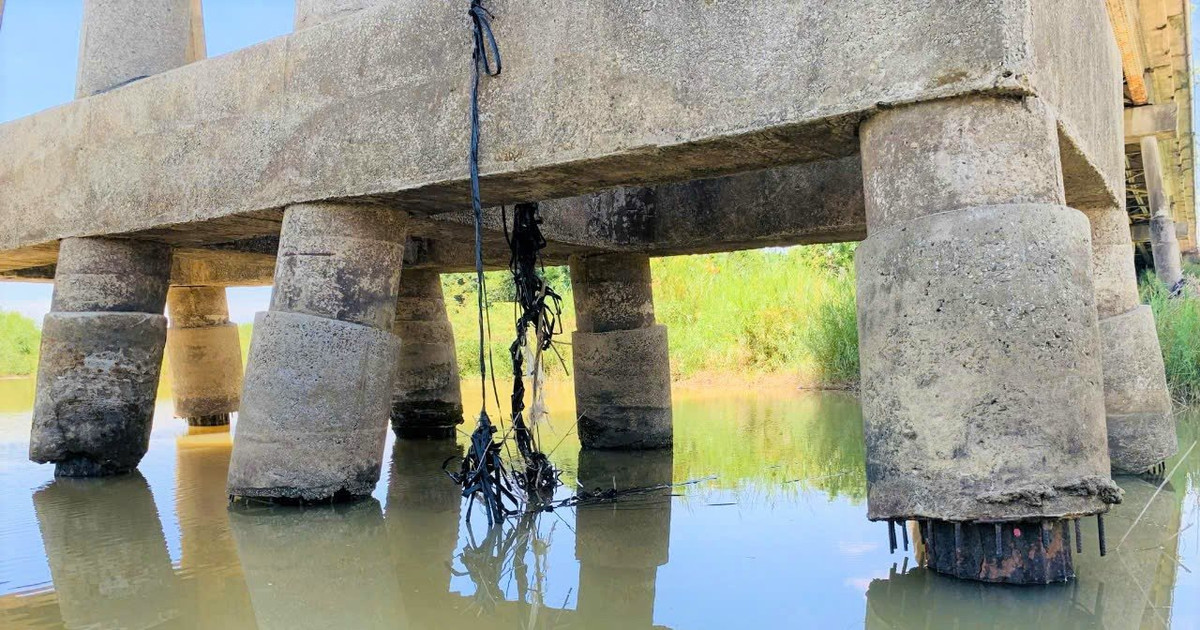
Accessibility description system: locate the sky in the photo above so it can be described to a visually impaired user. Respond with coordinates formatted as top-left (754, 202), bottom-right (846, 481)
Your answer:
top-left (0, 0), bottom-right (295, 323)
top-left (1, 2), bottom-right (1200, 324)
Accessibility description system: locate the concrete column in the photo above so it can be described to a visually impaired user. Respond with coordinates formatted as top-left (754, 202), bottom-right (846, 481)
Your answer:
top-left (227, 203), bottom-right (407, 502)
top-left (575, 450), bottom-right (672, 627)
top-left (1141, 136), bottom-right (1184, 287)
top-left (857, 96), bottom-right (1120, 582)
top-left (1080, 207), bottom-right (1176, 473)
top-left (390, 269), bottom-right (464, 438)
top-left (570, 253), bottom-right (672, 449)
top-left (166, 286), bottom-right (243, 427)
top-left (76, 0), bottom-right (191, 97)
top-left (30, 238), bottom-right (171, 476)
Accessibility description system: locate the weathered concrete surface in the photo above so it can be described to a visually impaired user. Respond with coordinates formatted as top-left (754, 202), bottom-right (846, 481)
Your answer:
top-left (270, 204), bottom-right (407, 331)
top-left (571, 254), bottom-right (672, 449)
top-left (228, 203), bottom-right (407, 501)
top-left (295, 0), bottom-right (381, 30)
top-left (390, 269), bottom-right (463, 438)
top-left (575, 449), bottom-right (672, 627)
top-left (1081, 207), bottom-right (1141, 319)
top-left (857, 96), bottom-right (1119, 524)
top-left (0, 0), bottom-right (1120, 271)
top-left (1143, 136), bottom-right (1185, 285)
top-left (30, 313), bottom-right (168, 476)
top-left (32, 475), bottom-right (181, 629)
top-left (50, 238), bottom-right (171, 313)
top-left (1100, 307), bottom-right (1176, 473)
top-left (76, 0), bottom-right (191, 97)
top-left (166, 287), bottom-right (243, 425)
top-left (228, 311), bottom-right (400, 500)
top-left (1080, 207), bottom-right (1176, 473)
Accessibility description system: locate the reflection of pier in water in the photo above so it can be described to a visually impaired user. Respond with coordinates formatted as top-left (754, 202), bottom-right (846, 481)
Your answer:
top-left (865, 475), bottom-right (1184, 629)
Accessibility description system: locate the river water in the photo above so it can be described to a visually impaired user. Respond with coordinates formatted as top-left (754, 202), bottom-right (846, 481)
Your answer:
top-left (0, 377), bottom-right (1196, 629)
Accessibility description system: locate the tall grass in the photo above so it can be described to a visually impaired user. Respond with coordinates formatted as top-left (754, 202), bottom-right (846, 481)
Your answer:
top-left (443, 244), bottom-right (860, 388)
top-left (0, 311), bottom-right (40, 376)
top-left (1140, 273), bottom-right (1200, 404)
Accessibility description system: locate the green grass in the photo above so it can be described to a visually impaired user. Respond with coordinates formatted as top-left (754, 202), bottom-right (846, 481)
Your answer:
top-left (0, 311), bottom-right (40, 376)
top-left (442, 244), bottom-right (859, 388)
top-left (1140, 273), bottom-right (1200, 404)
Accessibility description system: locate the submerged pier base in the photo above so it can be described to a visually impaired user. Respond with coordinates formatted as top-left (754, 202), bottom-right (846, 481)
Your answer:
top-left (30, 238), bottom-right (171, 477)
top-left (1081, 207), bottom-right (1176, 473)
top-left (227, 203), bottom-right (407, 502)
top-left (390, 269), bottom-right (464, 439)
top-left (570, 254), bottom-right (673, 449)
top-left (166, 286), bottom-right (243, 427)
top-left (856, 96), bottom-right (1120, 583)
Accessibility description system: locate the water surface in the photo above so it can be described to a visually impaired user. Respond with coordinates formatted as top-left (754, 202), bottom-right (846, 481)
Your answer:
top-left (0, 379), bottom-right (1196, 629)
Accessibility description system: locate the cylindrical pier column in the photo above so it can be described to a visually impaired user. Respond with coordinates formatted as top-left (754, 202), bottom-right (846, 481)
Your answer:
top-left (1141, 136), bottom-right (1184, 287)
top-left (390, 269), bottom-right (464, 438)
top-left (30, 238), bottom-right (171, 476)
top-left (1080, 207), bottom-right (1176, 473)
top-left (570, 254), bottom-right (672, 449)
top-left (166, 287), bottom-right (243, 427)
top-left (856, 96), bottom-right (1121, 583)
top-left (227, 203), bottom-right (407, 502)
top-left (77, 0), bottom-right (191, 97)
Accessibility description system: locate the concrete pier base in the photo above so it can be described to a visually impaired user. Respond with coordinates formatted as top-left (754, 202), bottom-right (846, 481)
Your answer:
top-left (390, 270), bottom-right (463, 439)
top-left (570, 254), bottom-right (672, 450)
top-left (227, 203), bottom-right (407, 502)
top-left (166, 286), bottom-right (243, 427)
top-left (30, 237), bottom-right (171, 477)
top-left (1080, 207), bottom-right (1175, 473)
top-left (856, 96), bottom-right (1120, 582)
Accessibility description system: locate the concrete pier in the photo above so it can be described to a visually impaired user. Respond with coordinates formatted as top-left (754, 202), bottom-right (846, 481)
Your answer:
top-left (30, 238), bottom-right (171, 476)
top-left (227, 204), bottom-right (407, 502)
top-left (1080, 207), bottom-right (1176, 473)
top-left (166, 287), bottom-right (243, 427)
top-left (570, 254), bottom-right (673, 450)
top-left (1142, 137), bottom-right (1185, 287)
top-left (856, 96), bottom-right (1120, 581)
top-left (390, 270), bottom-right (464, 438)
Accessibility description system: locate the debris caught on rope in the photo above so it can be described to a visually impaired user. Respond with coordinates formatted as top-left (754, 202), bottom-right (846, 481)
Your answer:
top-left (518, 475), bottom-right (717, 516)
top-left (504, 202), bottom-right (564, 497)
top-left (451, 0), bottom-right (516, 526)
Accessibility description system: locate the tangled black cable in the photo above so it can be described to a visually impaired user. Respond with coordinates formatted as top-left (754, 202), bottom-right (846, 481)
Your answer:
top-left (504, 202), bottom-right (564, 496)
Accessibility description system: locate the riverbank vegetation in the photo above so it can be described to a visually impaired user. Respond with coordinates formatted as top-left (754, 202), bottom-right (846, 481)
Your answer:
top-left (441, 244), bottom-right (860, 389)
top-left (1141, 274), bottom-right (1200, 404)
top-left (0, 312), bottom-right (39, 377)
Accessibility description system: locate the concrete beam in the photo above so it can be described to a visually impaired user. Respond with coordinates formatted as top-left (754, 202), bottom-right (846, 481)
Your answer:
top-left (1105, 0), bottom-right (1150, 104)
top-left (1124, 103), bottom-right (1177, 143)
top-left (0, 0), bottom-right (1122, 274)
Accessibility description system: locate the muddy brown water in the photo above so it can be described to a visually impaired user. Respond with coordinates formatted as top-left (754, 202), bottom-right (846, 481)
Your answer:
top-left (0, 378), bottom-right (1196, 629)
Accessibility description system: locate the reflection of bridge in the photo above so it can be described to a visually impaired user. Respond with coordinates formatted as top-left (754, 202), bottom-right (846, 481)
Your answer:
top-left (2, 0), bottom-right (1191, 584)
top-left (6, 435), bottom-right (677, 629)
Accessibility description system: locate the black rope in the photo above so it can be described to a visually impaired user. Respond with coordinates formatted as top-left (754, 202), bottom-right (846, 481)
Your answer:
top-left (453, 0), bottom-right (513, 526)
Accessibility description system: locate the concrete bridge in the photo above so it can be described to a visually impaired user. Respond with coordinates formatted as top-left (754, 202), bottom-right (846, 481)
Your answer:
top-left (1, 0), bottom-right (1192, 583)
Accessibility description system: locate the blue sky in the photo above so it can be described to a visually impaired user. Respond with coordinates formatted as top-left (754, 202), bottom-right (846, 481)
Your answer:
top-left (0, 0), bottom-right (294, 322)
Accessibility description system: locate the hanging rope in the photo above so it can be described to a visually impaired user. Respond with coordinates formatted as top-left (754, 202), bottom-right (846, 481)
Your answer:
top-left (450, 0), bottom-right (515, 526)
top-left (504, 202), bottom-right (563, 496)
